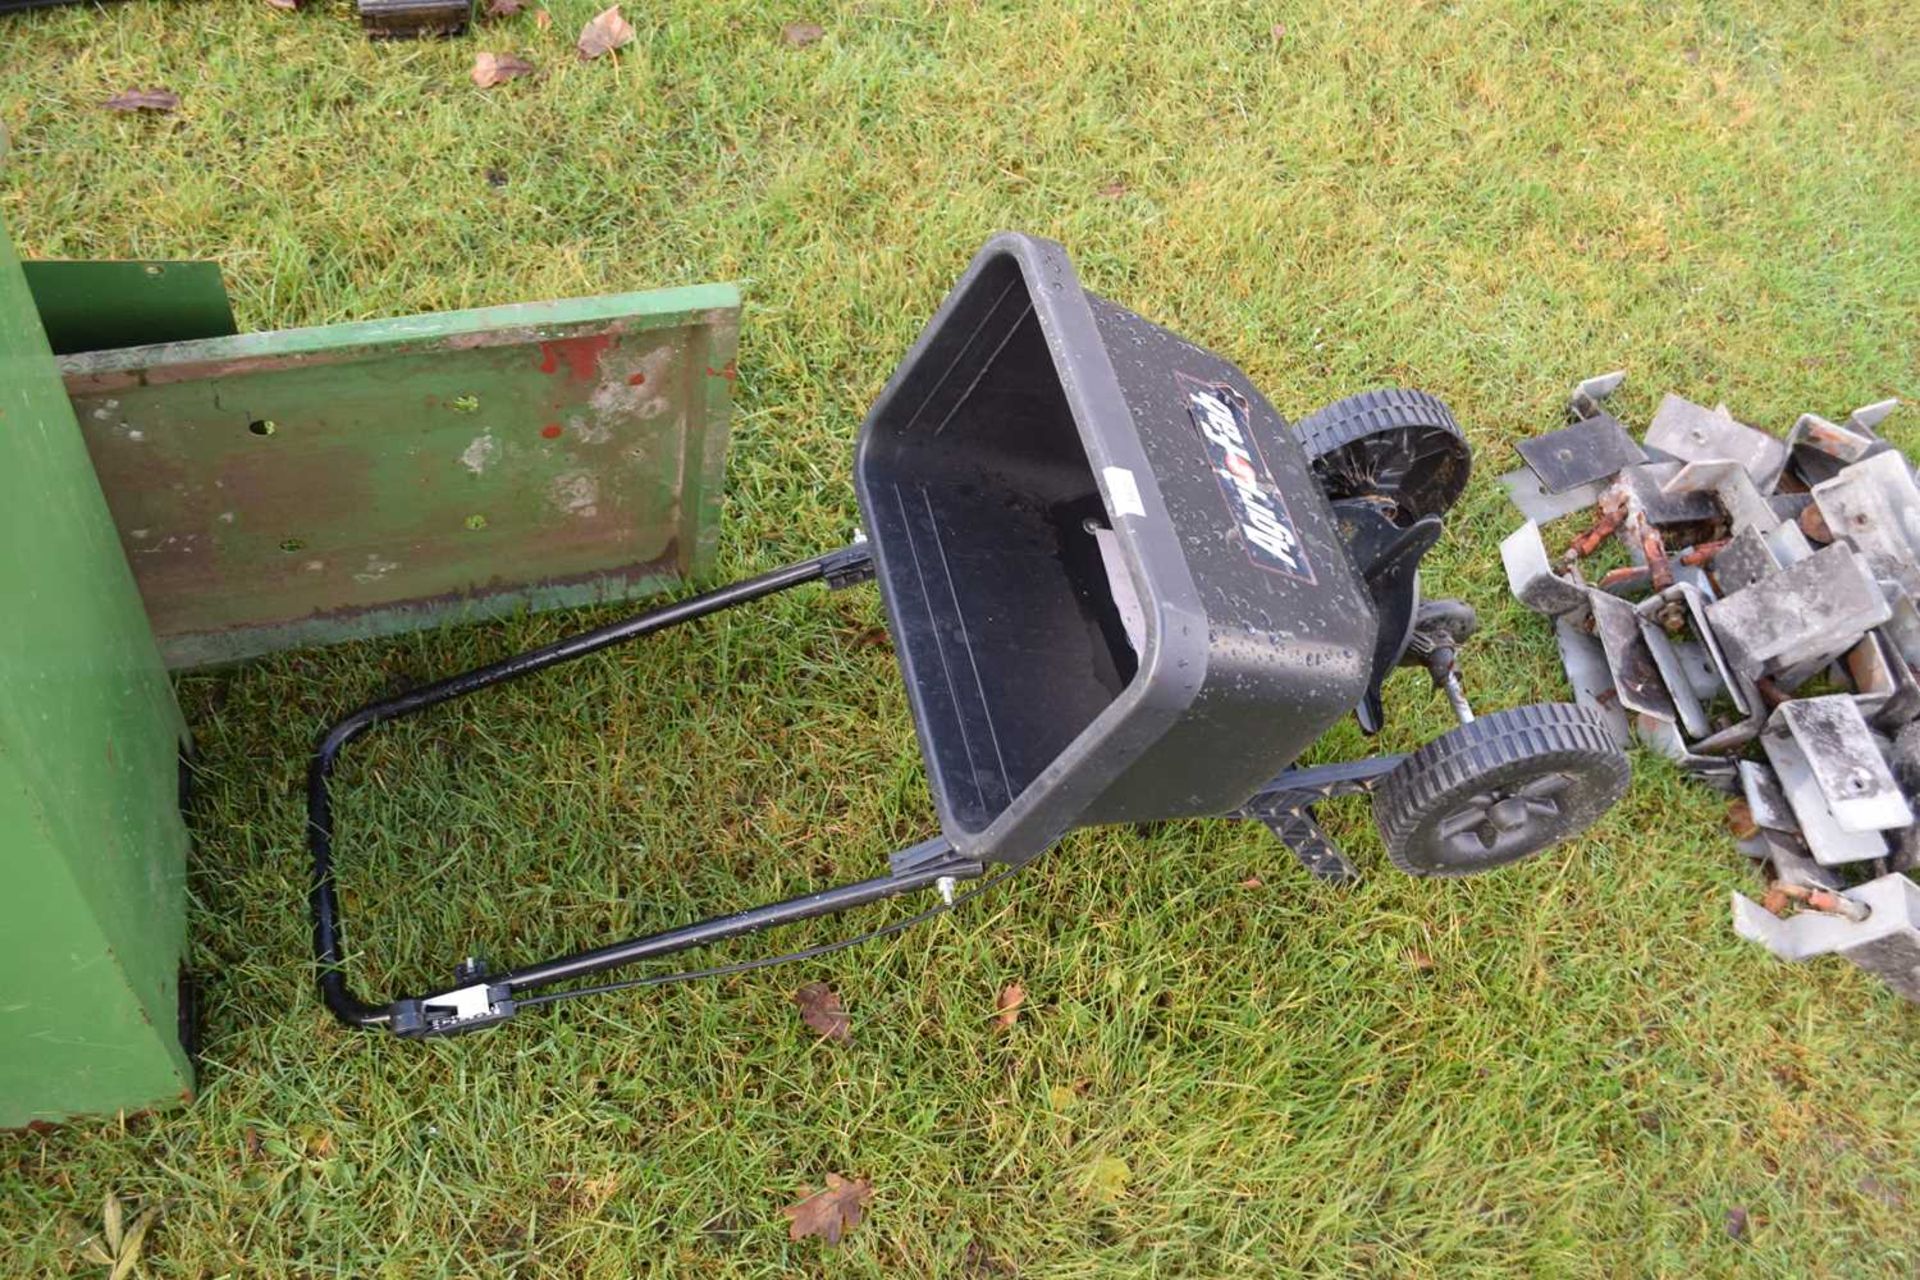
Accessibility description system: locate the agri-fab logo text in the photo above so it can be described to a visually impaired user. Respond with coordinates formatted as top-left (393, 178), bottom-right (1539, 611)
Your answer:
top-left (1179, 374), bottom-right (1316, 584)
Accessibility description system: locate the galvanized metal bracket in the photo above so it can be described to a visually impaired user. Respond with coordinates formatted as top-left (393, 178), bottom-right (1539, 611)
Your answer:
top-left (1733, 874), bottom-right (1920, 1004)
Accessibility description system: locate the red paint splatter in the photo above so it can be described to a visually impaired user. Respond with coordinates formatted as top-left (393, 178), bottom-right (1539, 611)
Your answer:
top-left (537, 334), bottom-right (613, 382)
top-left (540, 423), bottom-right (564, 440)
top-left (704, 361), bottom-right (738, 381)
top-left (627, 371), bottom-right (647, 386)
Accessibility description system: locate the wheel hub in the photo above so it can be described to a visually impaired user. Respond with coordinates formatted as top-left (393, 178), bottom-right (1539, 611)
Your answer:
top-left (1435, 771), bottom-right (1575, 859)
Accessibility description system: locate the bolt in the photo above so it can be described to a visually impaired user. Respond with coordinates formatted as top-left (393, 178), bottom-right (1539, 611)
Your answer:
top-left (935, 876), bottom-right (957, 906)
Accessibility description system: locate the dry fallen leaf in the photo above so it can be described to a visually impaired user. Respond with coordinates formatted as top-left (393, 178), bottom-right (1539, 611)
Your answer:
top-left (1408, 950), bottom-right (1436, 973)
top-left (103, 89), bottom-right (180, 113)
top-left (472, 52), bottom-right (536, 88)
top-left (793, 981), bottom-right (850, 1043)
top-left (782, 21), bottom-right (825, 47)
top-left (484, 0), bottom-right (524, 15)
top-left (994, 982), bottom-right (1025, 1031)
top-left (265, 0), bottom-right (302, 9)
top-left (87, 1194), bottom-right (161, 1280)
top-left (110, 1206), bottom-right (159, 1280)
top-left (1239, 875), bottom-right (1262, 889)
top-left (783, 1173), bottom-right (873, 1246)
top-left (534, 8), bottom-right (551, 30)
top-left (1098, 178), bottom-right (1127, 198)
top-left (577, 4), bottom-right (634, 58)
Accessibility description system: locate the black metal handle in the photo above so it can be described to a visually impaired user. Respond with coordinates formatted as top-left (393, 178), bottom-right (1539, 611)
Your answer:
top-left (306, 547), bottom-right (882, 1031)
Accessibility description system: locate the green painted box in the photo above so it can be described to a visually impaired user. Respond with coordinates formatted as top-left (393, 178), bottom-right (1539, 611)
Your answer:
top-left (1, 218), bottom-right (195, 1127)
top-left (3, 215), bottom-right (740, 1123)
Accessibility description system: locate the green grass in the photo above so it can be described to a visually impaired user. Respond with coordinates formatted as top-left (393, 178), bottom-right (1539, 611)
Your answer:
top-left (4, 0), bottom-right (1919, 1274)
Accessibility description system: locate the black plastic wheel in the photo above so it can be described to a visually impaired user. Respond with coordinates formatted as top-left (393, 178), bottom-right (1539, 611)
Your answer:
top-left (1373, 703), bottom-right (1629, 877)
top-left (1294, 388), bottom-right (1472, 526)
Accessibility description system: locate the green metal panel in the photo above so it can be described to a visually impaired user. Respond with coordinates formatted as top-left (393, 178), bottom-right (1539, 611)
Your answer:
top-left (0, 214), bottom-right (194, 1127)
top-left (60, 286), bottom-right (740, 668)
top-left (22, 259), bottom-right (237, 356)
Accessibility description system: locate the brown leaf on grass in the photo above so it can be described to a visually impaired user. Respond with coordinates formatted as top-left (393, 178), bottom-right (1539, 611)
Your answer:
top-left (994, 982), bottom-right (1025, 1031)
top-left (577, 4), bottom-right (634, 58)
top-left (782, 21), bottom-right (825, 47)
top-left (783, 1173), bottom-right (873, 1245)
top-left (793, 981), bottom-right (849, 1043)
top-left (1239, 875), bottom-right (1262, 889)
top-left (102, 89), bottom-right (180, 113)
top-left (484, 0), bottom-right (524, 15)
top-left (88, 1195), bottom-right (161, 1280)
top-left (1097, 178), bottom-right (1127, 198)
top-left (109, 1206), bottom-right (160, 1280)
top-left (472, 52), bottom-right (536, 88)
top-left (534, 8), bottom-right (551, 30)
top-left (265, 0), bottom-right (303, 9)
top-left (1408, 950), bottom-right (1436, 973)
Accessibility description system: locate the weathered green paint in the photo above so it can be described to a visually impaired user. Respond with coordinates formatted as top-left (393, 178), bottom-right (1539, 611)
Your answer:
top-left (61, 286), bottom-right (740, 667)
top-left (1, 215), bottom-right (194, 1127)
top-left (22, 259), bottom-right (236, 356)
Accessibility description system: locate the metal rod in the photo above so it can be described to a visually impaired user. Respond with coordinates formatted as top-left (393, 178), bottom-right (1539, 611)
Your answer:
top-left (1242, 755), bottom-right (1405, 807)
top-left (1442, 669), bottom-right (1475, 724)
top-left (306, 549), bottom-right (861, 1029)
top-left (496, 856), bottom-right (984, 994)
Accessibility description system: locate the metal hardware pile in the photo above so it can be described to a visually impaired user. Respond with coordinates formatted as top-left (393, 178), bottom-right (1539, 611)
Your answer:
top-left (1499, 373), bottom-right (1919, 1002)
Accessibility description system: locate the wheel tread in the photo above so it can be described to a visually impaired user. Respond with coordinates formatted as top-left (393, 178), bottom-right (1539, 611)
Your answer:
top-left (1292, 387), bottom-right (1471, 521)
top-left (1293, 387), bottom-right (1465, 461)
top-left (1373, 703), bottom-right (1628, 877)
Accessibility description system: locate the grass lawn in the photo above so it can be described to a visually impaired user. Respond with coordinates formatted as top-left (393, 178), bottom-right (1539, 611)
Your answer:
top-left (4, 0), bottom-right (1918, 1274)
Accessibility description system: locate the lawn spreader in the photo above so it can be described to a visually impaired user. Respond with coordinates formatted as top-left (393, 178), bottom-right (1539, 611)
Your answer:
top-left (308, 233), bottom-right (1631, 1038)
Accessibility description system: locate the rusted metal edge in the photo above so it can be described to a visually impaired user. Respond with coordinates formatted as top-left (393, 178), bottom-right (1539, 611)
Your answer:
top-left (57, 284), bottom-right (740, 388)
top-left (157, 553), bottom-right (683, 669)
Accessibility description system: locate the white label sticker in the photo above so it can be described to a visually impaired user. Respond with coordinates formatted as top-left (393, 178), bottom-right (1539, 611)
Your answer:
top-left (1102, 466), bottom-right (1146, 518)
